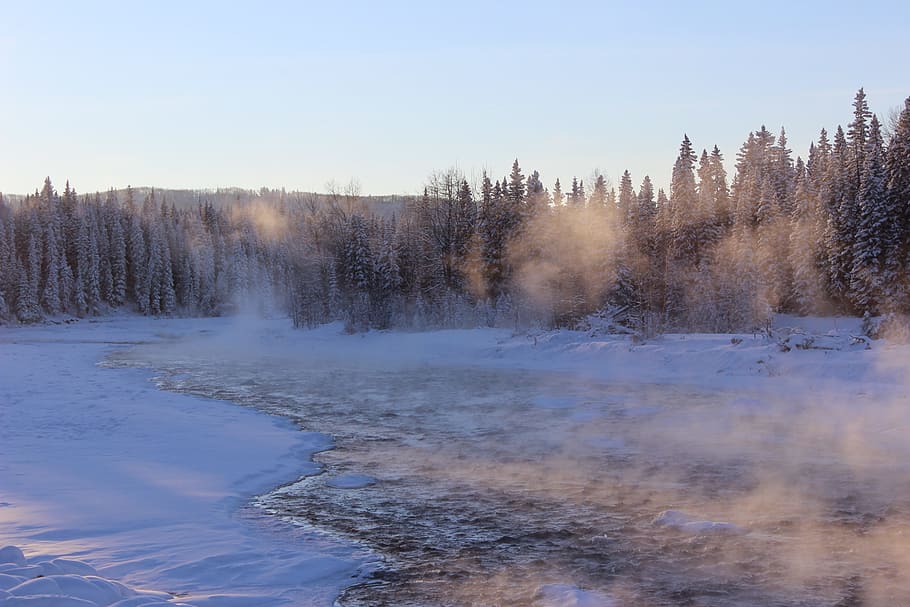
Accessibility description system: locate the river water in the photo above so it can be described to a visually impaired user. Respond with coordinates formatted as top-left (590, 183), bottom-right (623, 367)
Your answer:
top-left (107, 335), bottom-right (910, 606)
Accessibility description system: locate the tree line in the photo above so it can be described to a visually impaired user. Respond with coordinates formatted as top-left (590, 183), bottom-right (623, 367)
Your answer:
top-left (1, 89), bottom-right (908, 333)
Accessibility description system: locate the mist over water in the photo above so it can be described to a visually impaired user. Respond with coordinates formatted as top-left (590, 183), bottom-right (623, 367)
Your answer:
top-left (108, 329), bottom-right (910, 606)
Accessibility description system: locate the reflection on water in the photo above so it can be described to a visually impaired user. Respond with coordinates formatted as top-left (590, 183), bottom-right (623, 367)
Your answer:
top-left (107, 340), bottom-right (910, 606)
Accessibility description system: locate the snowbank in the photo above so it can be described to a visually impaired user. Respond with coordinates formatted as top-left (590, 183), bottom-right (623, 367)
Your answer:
top-left (0, 545), bottom-right (189, 607)
top-left (0, 318), bottom-right (369, 606)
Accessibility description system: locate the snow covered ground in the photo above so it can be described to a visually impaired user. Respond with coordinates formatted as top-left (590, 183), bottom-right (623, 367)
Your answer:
top-left (2, 314), bottom-right (910, 606)
top-left (0, 317), bottom-right (372, 607)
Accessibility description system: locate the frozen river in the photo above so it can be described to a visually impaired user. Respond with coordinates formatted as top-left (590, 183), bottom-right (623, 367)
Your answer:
top-left (109, 330), bottom-right (910, 606)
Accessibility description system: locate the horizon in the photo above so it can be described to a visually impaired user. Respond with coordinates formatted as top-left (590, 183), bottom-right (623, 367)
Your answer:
top-left (2, 1), bottom-right (909, 197)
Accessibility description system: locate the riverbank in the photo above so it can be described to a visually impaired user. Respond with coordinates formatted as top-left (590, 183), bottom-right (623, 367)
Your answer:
top-left (0, 317), bottom-right (370, 606)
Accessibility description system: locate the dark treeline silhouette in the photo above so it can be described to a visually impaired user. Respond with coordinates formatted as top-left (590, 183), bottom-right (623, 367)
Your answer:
top-left (1, 89), bottom-right (909, 333)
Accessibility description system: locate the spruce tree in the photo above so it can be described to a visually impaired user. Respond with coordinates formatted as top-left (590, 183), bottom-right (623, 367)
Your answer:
top-left (0, 206), bottom-right (7, 321)
top-left (825, 126), bottom-right (853, 306)
top-left (108, 200), bottom-right (127, 307)
top-left (709, 145), bottom-right (731, 228)
top-left (525, 170), bottom-right (546, 217)
top-left (789, 158), bottom-right (824, 313)
top-left (637, 176), bottom-right (656, 230)
top-left (552, 178), bottom-right (564, 207)
top-left (770, 127), bottom-right (795, 215)
top-left (885, 97), bottom-right (910, 309)
top-left (74, 215), bottom-right (90, 315)
top-left (669, 134), bottom-right (700, 264)
top-left (590, 174), bottom-right (607, 209)
top-left (18, 232), bottom-right (42, 322)
top-left (850, 115), bottom-right (888, 312)
top-left (847, 88), bottom-right (872, 198)
top-left (507, 159), bottom-right (526, 207)
top-left (618, 170), bottom-right (635, 223)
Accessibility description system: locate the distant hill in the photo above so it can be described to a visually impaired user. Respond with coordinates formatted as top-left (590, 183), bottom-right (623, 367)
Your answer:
top-left (3, 186), bottom-right (415, 219)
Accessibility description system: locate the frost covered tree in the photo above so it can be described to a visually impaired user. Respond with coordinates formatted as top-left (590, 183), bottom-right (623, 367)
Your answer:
top-left (885, 97), bottom-right (910, 308)
top-left (788, 158), bottom-right (825, 313)
top-left (568, 177), bottom-right (584, 208)
top-left (551, 178), bottom-right (564, 207)
top-left (507, 159), bottom-right (525, 207)
top-left (18, 230), bottom-right (42, 323)
top-left (667, 134), bottom-right (701, 266)
top-left (618, 170), bottom-right (635, 224)
top-left (525, 170), bottom-right (547, 217)
top-left (850, 115), bottom-right (888, 312)
top-left (847, 88), bottom-right (873, 200)
top-left (824, 126), bottom-right (854, 307)
top-left (590, 173), bottom-right (608, 210)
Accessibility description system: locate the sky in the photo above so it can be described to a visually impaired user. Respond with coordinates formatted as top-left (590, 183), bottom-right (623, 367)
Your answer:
top-left (1, 0), bottom-right (908, 197)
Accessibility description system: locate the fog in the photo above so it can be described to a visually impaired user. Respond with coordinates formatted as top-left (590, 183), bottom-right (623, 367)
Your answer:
top-left (102, 318), bottom-right (910, 606)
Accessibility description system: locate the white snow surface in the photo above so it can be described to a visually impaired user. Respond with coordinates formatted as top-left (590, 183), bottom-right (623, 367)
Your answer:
top-left (0, 317), bottom-right (370, 606)
top-left (0, 546), bottom-right (184, 607)
top-left (2, 313), bottom-right (910, 606)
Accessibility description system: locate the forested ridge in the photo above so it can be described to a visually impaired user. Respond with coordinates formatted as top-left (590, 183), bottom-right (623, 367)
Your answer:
top-left (1, 89), bottom-right (909, 333)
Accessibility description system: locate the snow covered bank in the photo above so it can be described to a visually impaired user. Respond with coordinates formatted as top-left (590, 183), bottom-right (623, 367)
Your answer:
top-left (191, 313), bottom-right (904, 394)
top-left (1, 544), bottom-right (192, 607)
top-left (0, 317), bottom-right (370, 606)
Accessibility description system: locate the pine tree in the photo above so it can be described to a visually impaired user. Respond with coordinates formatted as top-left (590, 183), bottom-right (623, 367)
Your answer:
top-left (590, 174), bottom-right (608, 209)
top-left (618, 170), bottom-right (635, 223)
top-left (41, 223), bottom-right (62, 315)
top-left (850, 115), bottom-right (888, 312)
top-left (825, 126), bottom-right (853, 306)
top-left (637, 176), bottom-right (655, 223)
top-left (668, 134), bottom-right (700, 264)
top-left (0, 200), bottom-right (10, 321)
top-left (770, 127), bottom-right (795, 215)
top-left (635, 175), bottom-right (657, 265)
top-left (87, 212), bottom-right (102, 314)
top-left (74, 215), bottom-right (90, 315)
top-left (885, 97), bottom-right (910, 309)
top-left (808, 129), bottom-right (831, 193)
top-left (344, 215), bottom-right (373, 293)
top-left (525, 170), bottom-right (546, 217)
top-left (569, 177), bottom-right (581, 208)
top-left (789, 158), bottom-right (824, 313)
top-left (194, 231), bottom-right (217, 315)
top-left (373, 230), bottom-right (402, 327)
top-left (0, 205), bottom-right (7, 320)
top-left (18, 232), bottom-right (42, 322)
top-left (456, 179), bottom-right (476, 259)
top-left (508, 159), bottom-right (526, 207)
top-left (105, 191), bottom-right (127, 306)
top-left (122, 187), bottom-right (146, 311)
top-left (480, 171), bottom-right (493, 213)
top-left (552, 178), bottom-right (564, 207)
top-left (159, 226), bottom-right (177, 315)
top-left (847, 88), bottom-right (872, 198)
top-left (709, 145), bottom-right (731, 228)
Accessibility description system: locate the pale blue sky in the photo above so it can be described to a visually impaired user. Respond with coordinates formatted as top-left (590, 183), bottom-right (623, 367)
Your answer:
top-left (1, 1), bottom-right (908, 196)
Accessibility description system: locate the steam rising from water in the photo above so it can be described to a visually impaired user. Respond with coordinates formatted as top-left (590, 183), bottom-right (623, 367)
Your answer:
top-left (110, 321), bottom-right (910, 606)
top-left (508, 205), bottom-right (627, 323)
